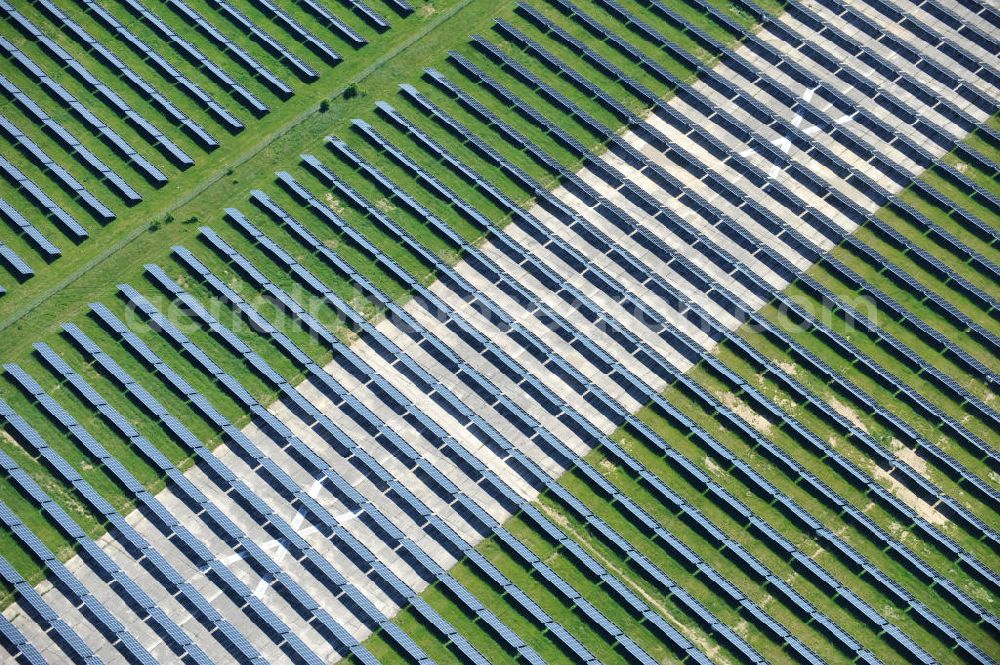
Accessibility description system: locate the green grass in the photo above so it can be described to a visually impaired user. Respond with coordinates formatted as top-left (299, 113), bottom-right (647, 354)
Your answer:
top-left (0, 0), bottom-right (517, 595)
top-left (895, 182), bottom-right (1000, 265)
top-left (314, 40), bottom-right (965, 658)
top-left (627, 380), bottom-right (999, 660)
top-left (444, 553), bottom-right (572, 663)
top-left (720, 329), bottom-right (999, 541)
top-left (780, 276), bottom-right (998, 448)
top-left (428, 3), bottom-right (988, 600)
top-left (870, 205), bottom-right (997, 296)
top-left (921, 167), bottom-right (1000, 243)
top-left (532, 487), bottom-right (745, 664)
top-left (172, 213), bottom-right (699, 660)
top-left (0, 0), bottom-right (542, 582)
top-left (848, 225), bottom-right (1000, 341)
top-left (505, 514), bottom-right (685, 663)
top-left (328, 12), bottom-right (996, 662)
top-left (176, 202), bottom-right (748, 660)
top-left (605, 433), bottom-right (893, 662)
top-left (694, 350), bottom-right (996, 590)
top-left (359, 616), bottom-right (455, 664)
top-left (566, 449), bottom-right (853, 663)
top-left (483, 537), bottom-right (631, 663)
top-left (764, 289), bottom-right (998, 475)
top-left (944, 155), bottom-right (1000, 199)
top-left (963, 128), bottom-right (1000, 164)
top-left (822, 244), bottom-right (999, 385)
top-left (544, 476), bottom-right (749, 660)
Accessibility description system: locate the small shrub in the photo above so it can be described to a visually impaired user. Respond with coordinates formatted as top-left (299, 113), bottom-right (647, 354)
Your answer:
top-left (182, 215), bottom-right (199, 225)
top-left (343, 84), bottom-right (358, 100)
top-left (319, 99), bottom-right (330, 112)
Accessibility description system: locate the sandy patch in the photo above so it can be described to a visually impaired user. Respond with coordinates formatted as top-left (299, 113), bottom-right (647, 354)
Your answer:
top-left (324, 192), bottom-right (346, 215)
top-left (704, 456), bottom-right (723, 476)
top-left (873, 467), bottom-right (948, 525)
top-left (775, 396), bottom-right (796, 411)
top-left (828, 397), bottom-right (868, 433)
top-left (733, 619), bottom-right (749, 638)
top-left (721, 391), bottom-right (773, 434)
top-left (888, 439), bottom-right (929, 477)
top-left (836, 424), bottom-right (949, 524)
top-left (777, 360), bottom-right (797, 376)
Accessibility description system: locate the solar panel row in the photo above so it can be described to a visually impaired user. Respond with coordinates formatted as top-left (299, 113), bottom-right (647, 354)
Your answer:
top-left (291, 0), bottom-right (367, 48)
top-left (412, 54), bottom-right (992, 544)
top-left (1, 0), bottom-right (994, 661)
top-left (282, 160), bottom-right (860, 660)
top-left (211, 0), bottom-right (319, 83)
top-left (522, 5), bottom-right (980, 302)
top-left (544, 0), bottom-right (998, 272)
top-left (0, 241), bottom-right (32, 282)
top-left (0, 607), bottom-right (48, 665)
top-left (141, 259), bottom-right (553, 664)
top-left (0, 114), bottom-right (116, 222)
top-left (420, 54), bottom-right (1000, 532)
top-left (115, 0), bottom-right (269, 116)
top-left (89, 0), bottom-right (246, 135)
top-left (0, 544), bottom-right (97, 662)
top-left (217, 198), bottom-right (744, 664)
top-left (478, 6), bottom-right (1000, 548)
top-left (2, 1), bottom-right (195, 170)
top-left (242, 0), bottom-right (340, 69)
top-left (0, 395), bottom-right (231, 663)
top-left (337, 0), bottom-right (391, 33)
top-left (0, 156), bottom-right (88, 242)
top-left (0, 76), bottom-right (145, 207)
top-left (1, 34), bottom-right (166, 189)
top-left (37, 0), bottom-right (220, 151)
top-left (166, 0), bottom-right (294, 99)
top-left (56, 323), bottom-right (364, 665)
top-left (342, 93), bottom-right (992, 660)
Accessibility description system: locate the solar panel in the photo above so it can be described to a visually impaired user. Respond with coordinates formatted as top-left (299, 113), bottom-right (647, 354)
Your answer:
top-left (44, 513), bottom-right (90, 563)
